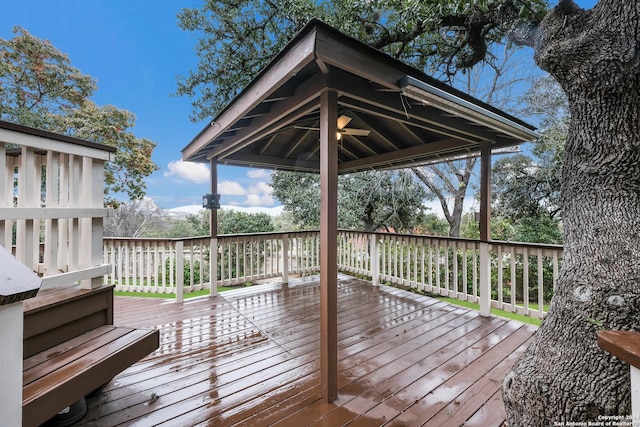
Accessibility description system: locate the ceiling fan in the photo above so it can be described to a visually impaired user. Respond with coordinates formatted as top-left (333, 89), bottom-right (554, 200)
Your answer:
top-left (294, 115), bottom-right (371, 139)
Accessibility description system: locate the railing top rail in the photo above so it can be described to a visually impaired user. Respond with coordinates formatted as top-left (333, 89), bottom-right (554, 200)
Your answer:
top-left (104, 230), bottom-right (563, 252)
top-left (103, 230), bottom-right (321, 244)
top-left (0, 120), bottom-right (117, 154)
top-left (351, 229), bottom-right (563, 252)
top-left (104, 236), bottom-right (207, 243)
top-left (487, 239), bottom-right (563, 252)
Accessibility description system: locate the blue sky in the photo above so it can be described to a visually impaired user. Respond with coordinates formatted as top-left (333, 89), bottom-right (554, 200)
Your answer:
top-left (1, 0), bottom-right (598, 213)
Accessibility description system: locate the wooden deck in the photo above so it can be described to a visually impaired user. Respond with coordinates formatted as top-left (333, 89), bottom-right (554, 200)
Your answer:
top-left (77, 275), bottom-right (536, 427)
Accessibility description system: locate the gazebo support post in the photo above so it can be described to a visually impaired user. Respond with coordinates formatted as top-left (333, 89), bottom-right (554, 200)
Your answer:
top-left (210, 158), bottom-right (218, 297)
top-left (319, 89), bottom-right (338, 402)
top-left (479, 141), bottom-right (492, 317)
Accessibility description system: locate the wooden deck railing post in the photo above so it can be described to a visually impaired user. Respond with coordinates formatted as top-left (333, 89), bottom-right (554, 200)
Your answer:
top-left (479, 242), bottom-right (491, 317)
top-left (176, 240), bottom-right (184, 304)
top-left (282, 234), bottom-right (289, 285)
top-left (370, 233), bottom-right (379, 286)
top-left (210, 237), bottom-right (218, 297)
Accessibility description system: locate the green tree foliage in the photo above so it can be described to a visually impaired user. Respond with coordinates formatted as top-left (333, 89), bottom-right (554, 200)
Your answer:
top-left (462, 213), bottom-right (562, 244)
top-left (270, 172), bottom-right (320, 230)
top-left (0, 27), bottom-right (159, 206)
top-left (168, 208), bottom-right (275, 237)
top-left (271, 170), bottom-right (428, 232)
top-left (415, 213), bottom-right (450, 236)
top-left (218, 209), bottom-right (274, 234)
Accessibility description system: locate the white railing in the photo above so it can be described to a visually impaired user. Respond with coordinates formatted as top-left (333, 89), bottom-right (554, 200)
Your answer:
top-left (369, 233), bottom-right (562, 320)
top-left (0, 121), bottom-right (115, 425)
top-left (104, 230), bottom-right (563, 320)
top-left (103, 231), bottom-right (321, 295)
top-left (0, 121), bottom-right (114, 289)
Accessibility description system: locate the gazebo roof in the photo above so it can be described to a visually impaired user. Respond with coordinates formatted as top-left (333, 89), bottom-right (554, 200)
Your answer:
top-left (182, 19), bottom-right (538, 173)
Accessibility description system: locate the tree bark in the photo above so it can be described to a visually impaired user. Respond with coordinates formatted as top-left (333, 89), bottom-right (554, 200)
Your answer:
top-left (503, 1), bottom-right (640, 425)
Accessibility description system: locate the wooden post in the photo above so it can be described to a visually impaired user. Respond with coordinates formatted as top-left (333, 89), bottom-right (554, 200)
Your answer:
top-left (479, 141), bottom-right (491, 242)
top-left (479, 141), bottom-right (492, 317)
top-left (79, 157), bottom-right (104, 289)
top-left (282, 233), bottom-right (289, 284)
top-left (176, 240), bottom-right (184, 303)
top-left (320, 89), bottom-right (338, 403)
top-left (210, 158), bottom-right (218, 297)
top-left (370, 233), bottom-right (379, 286)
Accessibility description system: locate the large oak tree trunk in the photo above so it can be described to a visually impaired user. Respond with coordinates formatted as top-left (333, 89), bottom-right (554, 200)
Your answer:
top-left (503, 1), bottom-right (640, 425)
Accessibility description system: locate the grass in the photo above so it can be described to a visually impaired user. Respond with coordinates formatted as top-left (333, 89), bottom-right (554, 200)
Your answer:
top-left (114, 286), bottom-right (235, 299)
top-left (436, 296), bottom-right (542, 326)
top-left (113, 279), bottom-right (544, 327)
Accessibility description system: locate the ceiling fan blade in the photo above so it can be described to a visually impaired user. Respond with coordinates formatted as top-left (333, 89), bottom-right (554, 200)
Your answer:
top-left (337, 115), bottom-right (352, 130)
top-left (342, 128), bottom-right (371, 136)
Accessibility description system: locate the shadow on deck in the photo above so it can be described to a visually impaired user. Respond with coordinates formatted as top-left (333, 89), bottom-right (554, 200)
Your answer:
top-left (78, 275), bottom-right (536, 426)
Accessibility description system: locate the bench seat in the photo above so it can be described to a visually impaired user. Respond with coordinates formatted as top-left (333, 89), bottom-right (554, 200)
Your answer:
top-left (23, 324), bottom-right (159, 427)
top-left (21, 284), bottom-right (159, 426)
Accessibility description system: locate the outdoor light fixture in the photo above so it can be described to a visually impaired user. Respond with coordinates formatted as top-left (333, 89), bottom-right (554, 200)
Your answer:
top-left (399, 76), bottom-right (540, 142)
top-left (202, 193), bottom-right (221, 210)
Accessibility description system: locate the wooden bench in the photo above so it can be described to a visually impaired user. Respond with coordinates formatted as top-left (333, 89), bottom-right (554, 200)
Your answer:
top-left (22, 285), bottom-right (159, 427)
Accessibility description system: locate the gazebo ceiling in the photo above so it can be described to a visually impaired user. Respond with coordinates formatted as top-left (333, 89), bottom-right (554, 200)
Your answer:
top-left (182, 19), bottom-right (538, 174)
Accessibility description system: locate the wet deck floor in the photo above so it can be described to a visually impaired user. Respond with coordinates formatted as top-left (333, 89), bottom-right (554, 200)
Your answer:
top-left (78, 275), bottom-right (536, 426)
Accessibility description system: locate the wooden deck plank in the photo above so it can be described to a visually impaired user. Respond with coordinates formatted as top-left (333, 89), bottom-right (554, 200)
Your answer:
top-left (425, 334), bottom-right (534, 427)
top-left (382, 323), bottom-right (535, 426)
top-left (77, 275), bottom-right (535, 427)
top-left (286, 315), bottom-right (508, 426)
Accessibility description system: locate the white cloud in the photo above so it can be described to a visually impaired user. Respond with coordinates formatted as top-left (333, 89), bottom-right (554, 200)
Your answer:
top-left (249, 181), bottom-right (272, 195)
top-left (164, 160), bottom-right (209, 184)
top-left (244, 181), bottom-right (274, 206)
top-left (245, 193), bottom-right (274, 207)
top-left (218, 180), bottom-right (246, 195)
top-left (246, 169), bottom-right (269, 179)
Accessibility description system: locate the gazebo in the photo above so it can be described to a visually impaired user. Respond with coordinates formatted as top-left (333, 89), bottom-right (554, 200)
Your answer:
top-left (181, 19), bottom-right (538, 403)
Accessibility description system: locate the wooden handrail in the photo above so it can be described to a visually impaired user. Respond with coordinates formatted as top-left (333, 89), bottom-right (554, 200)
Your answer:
top-left (598, 330), bottom-right (640, 369)
top-left (598, 330), bottom-right (640, 423)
